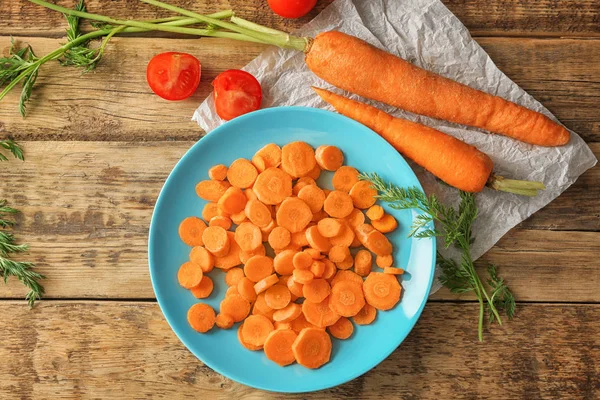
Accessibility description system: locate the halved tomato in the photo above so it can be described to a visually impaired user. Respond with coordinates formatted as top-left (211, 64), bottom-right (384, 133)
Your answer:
top-left (213, 70), bottom-right (263, 121)
top-left (147, 52), bottom-right (201, 101)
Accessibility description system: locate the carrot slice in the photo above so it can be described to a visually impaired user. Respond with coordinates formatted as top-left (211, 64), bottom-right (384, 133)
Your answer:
top-left (254, 273), bottom-right (279, 295)
top-left (242, 314), bottom-right (275, 347)
top-left (215, 313), bottom-right (234, 330)
top-left (268, 226), bottom-right (291, 250)
top-left (253, 167), bottom-right (293, 205)
top-left (273, 303), bottom-right (303, 323)
top-left (244, 255), bottom-right (274, 283)
top-left (281, 141), bottom-right (317, 178)
top-left (265, 285), bottom-right (292, 310)
top-left (292, 328), bottom-right (332, 369)
top-left (290, 313), bottom-right (318, 334)
top-left (329, 280), bottom-right (365, 317)
top-left (214, 232), bottom-right (242, 270)
top-left (315, 145), bottom-right (344, 171)
top-left (353, 303), bottom-right (377, 325)
top-left (195, 180), bottom-right (231, 202)
top-left (324, 190), bottom-right (354, 219)
top-left (287, 276), bottom-right (305, 298)
top-left (304, 248), bottom-right (323, 259)
top-left (336, 254), bottom-right (354, 271)
top-left (328, 245), bottom-right (350, 263)
top-left (217, 186), bottom-right (247, 215)
top-left (275, 321), bottom-right (293, 330)
top-left (276, 197), bottom-right (312, 233)
top-left (376, 255), bottom-right (393, 269)
top-left (238, 277), bottom-right (258, 303)
top-left (245, 187), bottom-right (259, 202)
top-left (251, 155), bottom-right (267, 173)
top-left (177, 262), bottom-right (203, 289)
top-left (355, 224), bottom-right (393, 256)
top-left (202, 226), bottom-right (230, 257)
top-left (255, 143), bottom-right (282, 169)
top-left (305, 225), bottom-right (332, 253)
top-left (220, 293), bottom-right (251, 322)
top-left (366, 205), bottom-right (384, 221)
top-left (202, 202), bottom-right (220, 222)
top-left (187, 303), bottom-right (216, 333)
top-left (329, 220), bottom-right (355, 247)
top-left (345, 208), bottom-right (366, 230)
top-left (230, 210), bottom-right (247, 225)
top-left (371, 214), bottom-right (399, 233)
top-left (244, 199), bottom-right (272, 228)
top-left (209, 215), bottom-right (233, 230)
top-left (290, 228), bottom-right (310, 248)
top-left (227, 158), bottom-right (258, 189)
top-left (238, 323), bottom-right (262, 350)
top-left (292, 177), bottom-right (317, 195)
top-left (293, 268), bottom-right (315, 284)
top-left (363, 272), bottom-right (402, 310)
top-left (327, 317), bottom-right (353, 340)
top-left (178, 217), bottom-right (207, 247)
top-left (303, 278), bottom-right (331, 303)
top-left (311, 210), bottom-right (329, 223)
top-left (189, 246), bottom-right (215, 273)
top-left (307, 164), bottom-right (321, 180)
top-left (349, 180), bottom-right (378, 209)
top-left (293, 251), bottom-right (313, 270)
top-left (217, 207), bottom-right (230, 218)
top-left (331, 166), bottom-right (359, 192)
top-left (226, 285), bottom-right (239, 297)
top-left (332, 270), bottom-right (363, 287)
top-left (354, 249), bottom-right (373, 277)
top-left (298, 185), bottom-right (326, 214)
top-left (225, 267), bottom-right (245, 287)
top-left (384, 267), bottom-right (405, 275)
top-left (350, 235), bottom-right (362, 248)
top-left (208, 164), bottom-right (228, 181)
top-left (274, 249), bottom-right (297, 275)
top-left (254, 292), bottom-right (274, 313)
top-left (191, 276), bottom-right (214, 299)
top-left (264, 329), bottom-right (298, 366)
top-left (234, 222), bottom-right (262, 252)
top-left (317, 218), bottom-right (342, 238)
top-left (302, 297), bottom-right (340, 328)
top-left (310, 260), bottom-right (326, 278)
top-left (321, 259), bottom-right (337, 280)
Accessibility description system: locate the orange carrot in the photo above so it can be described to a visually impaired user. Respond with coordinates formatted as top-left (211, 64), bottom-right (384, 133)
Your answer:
top-left (274, 321), bottom-right (293, 330)
top-left (217, 186), bottom-right (247, 215)
top-left (238, 277), bottom-right (258, 302)
top-left (293, 268), bottom-right (315, 284)
top-left (255, 143), bottom-right (282, 169)
top-left (327, 317), bottom-right (353, 340)
top-left (331, 166), bottom-right (359, 192)
top-left (254, 292), bottom-right (274, 314)
top-left (189, 246), bottom-right (215, 273)
top-left (251, 155), bottom-right (267, 173)
top-left (202, 202), bottom-right (220, 222)
top-left (209, 215), bottom-right (233, 230)
top-left (273, 303), bottom-right (303, 323)
top-left (302, 297), bottom-right (340, 328)
top-left (292, 328), bottom-right (332, 369)
top-left (220, 293), bottom-right (251, 322)
top-left (311, 209), bottom-right (329, 223)
top-left (345, 208), bottom-right (366, 230)
top-left (276, 197), bottom-right (313, 233)
top-left (353, 303), bottom-right (377, 325)
top-left (291, 228), bottom-right (310, 248)
top-left (253, 167), bottom-right (293, 205)
top-left (214, 232), bottom-right (242, 270)
top-left (349, 181), bottom-right (377, 210)
top-left (227, 158), bottom-right (258, 189)
top-left (178, 217), bottom-right (207, 247)
top-left (245, 187), bottom-right (259, 202)
top-left (187, 303), bottom-right (216, 333)
top-left (242, 314), bottom-right (275, 347)
top-left (268, 226), bottom-right (291, 250)
top-left (355, 224), bottom-right (393, 256)
top-left (225, 267), bottom-right (245, 287)
top-left (208, 164), bottom-right (228, 181)
top-left (293, 177), bottom-right (317, 195)
top-left (195, 180), bottom-right (231, 202)
top-left (310, 260), bottom-right (326, 278)
top-left (297, 185), bottom-right (326, 214)
top-left (307, 164), bottom-right (321, 180)
top-left (254, 273), bottom-right (280, 295)
top-left (376, 255), bottom-right (393, 269)
top-left (240, 244), bottom-right (266, 264)
top-left (350, 235), bottom-right (362, 248)
top-left (191, 276), bottom-right (214, 299)
top-left (287, 276), bottom-right (305, 298)
top-left (292, 251), bottom-right (313, 270)
top-left (303, 278), bottom-right (331, 303)
top-left (202, 226), bottom-right (230, 257)
top-left (234, 222), bottom-right (263, 252)
top-left (238, 323), bottom-right (262, 351)
top-left (244, 199), bottom-right (273, 228)
top-left (328, 245), bottom-right (350, 263)
top-left (321, 259), bottom-right (337, 280)
top-left (371, 214), bottom-right (398, 233)
top-left (384, 267), bottom-right (404, 275)
top-left (305, 225), bottom-right (332, 253)
top-left (323, 190), bottom-right (354, 218)
top-left (230, 210), bottom-right (247, 225)
top-left (290, 313), bottom-right (319, 334)
top-left (177, 262), bottom-right (203, 289)
top-left (304, 248), bottom-right (323, 259)
top-left (329, 221), bottom-right (355, 247)
top-left (281, 141), bottom-right (317, 178)
top-left (265, 285), bottom-right (292, 310)
top-left (244, 255), bottom-right (274, 283)
top-left (215, 313), bottom-right (234, 330)
top-left (366, 205), bottom-right (384, 221)
top-left (354, 249), bottom-right (373, 277)
top-left (329, 280), bottom-right (365, 317)
top-left (264, 329), bottom-right (298, 366)
top-left (226, 285), bottom-right (239, 297)
top-left (315, 145), bottom-right (344, 171)
top-left (331, 270), bottom-right (364, 287)
top-left (363, 272), bottom-right (402, 310)
top-left (274, 249), bottom-right (297, 275)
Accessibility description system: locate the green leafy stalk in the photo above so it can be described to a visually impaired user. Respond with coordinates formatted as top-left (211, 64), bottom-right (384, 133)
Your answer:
top-left (360, 172), bottom-right (515, 341)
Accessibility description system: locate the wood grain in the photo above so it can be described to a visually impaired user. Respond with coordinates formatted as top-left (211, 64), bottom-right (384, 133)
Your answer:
top-left (1, 37), bottom-right (599, 142)
top-left (0, 142), bottom-right (597, 300)
top-left (0, 301), bottom-right (598, 399)
top-left (2, 0), bottom-right (599, 38)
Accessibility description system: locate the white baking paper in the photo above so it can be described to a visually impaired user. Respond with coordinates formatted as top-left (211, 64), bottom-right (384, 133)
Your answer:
top-left (193, 0), bottom-right (597, 294)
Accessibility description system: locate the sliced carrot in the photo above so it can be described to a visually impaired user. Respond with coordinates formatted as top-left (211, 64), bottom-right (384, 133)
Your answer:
top-left (293, 251), bottom-right (313, 270)
top-left (189, 246), bottom-right (215, 273)
top-left (191, 276), bottom-right (214, 299)
top-left (242, 314), bottom-right (275, 347)
top-left (253, 167), bottom-right (293, 205)
top-left (254, 292), bottom-right (274, 314)
top-left (307, 163), bottom-right (321, 180)
top-left (195, 180), bottom-right (231, 202)
top-left (225, 267), bottom-right (245, 287)
top-left (329, 280), bottom-right (365, 317)
top-left (220, 293), bottom-right (251, 322)
top-left (265, 284), bottom-right (292, 310)
top-left (215, 313), bottom-right (234, 329)
top-left (238, 277), bottom-right (258, 303)
top-left (245, 187), bottom-right (259, 202)
top-left (305, 225), bottom-right (332, 253)
top-left (274, 249), bottom-right (298, 275)
top-left (298, 185), bottom-right (326, 214)
top-left (217, 207), bottom-right (230, 217)
top-left (310, 260), bottom-right (326, 278)
top-left (315, 145), bottom-right (344, 171)
top-left (350, 235), bottom-right (362, 248)
top-left (324, 190), bottom-right (354, 219)
top-left (260, 220), bottom-right (276, 236)
top-left (276, 197), bottom-right (313, 233)
top-left (317, 218), bottom-right (342, 238)
top-left (290, 228), bottom-right (310, 248)
top-left (363, 272), bottom-right (402, 310)
top-left (384, 267), bottom-right (404, 275)
top-left (302, 297), bottom-right (340, 328)
top-left (292, 177), bottom-right (317, 195)
top-left (354, 249), bottom-right (373, 277)
top-left (268, 226), bottom-right (291, 250)
top-left (251, 155), bottom-right (267, 173)
top-left (214, 232), bottom-right (242, 270)
top-left (238, 323), bottom-right (262, 350)
top-left (293, 268), bottom-right (315, 284)
top-left (209, 215), bottom-right (233, 230)
top-left (366, 205), bottom-right (384, 221)
top-left (179, 217), bottom-right (207, 247)
top-left (279, 274), bottom-right (292, 286)
top-left (177, 262), bottom-right (203, 289)
top-left (321, 259), bottom-right (337, 280)
top-left (244, 255), bottom-right (274, 283)
top-left (274, 244), bottom-right (301, 255)
top-left (336, 254), bottom-right (354, 271)
top-left (264, 329), bottom-right (298, 366)
top-left (239, 244), bottom-right (266, 264)
top-left (254, 273), bottom-right (279, 295)
top-left (202, 226), bottom-right (230, 257)
top-left (327, 317), bottom-right (353, 340)
top-left (376, 255), bottom-right (393, 269)
top-left (292, 327), bottom-right (332, 369)
top-left (244, 199), bottom-right (273, 228)
top-left (273, 303), bottom-right (303, 323)
top-left (331, 166), bottom-right (359, 192)
top-left (371, 214), bottom-right (399, 233)
top-left (274, 321), bottom-right (293, 330)
top-left (227, 158), bottom-right (258, 189)
top-left (202, 202), bottom-right (220, 222)
top-left (331, 270), bottom-right (363, 287)
top-left (208, 164), bottom-right (228, 181)
top-left (290, 313), bottom-right (319, 334)
top-left (187, 303), bottom-right (216, 333)
top-left (304, 247), bottom-right (323, 259)
top-left (355, 224), bottom-right (393, 256)
top-left (328, 245), bottom-right (350, 263)
top-left (345, 208), bottom-right (366, 230)
top-left (234, 222), bottom-right (262, 252)
top-left (303, 278), bottom-right (331, 303)
top-left (231, 210), bottom-right (247, 225)
top-left (281, 141), bottom-right (317, 178)
top-left (287, 276), bottom-right (305, 298)
top-left (311, 209), bottom-right (329, 222)
top-left (255, 143), bottom-right (282, 169)
top-left (349, 180), bottom-right (378, 209)
top-left (226, 285), bottom-right (239, 297)
top-left (353, 303), bottom-right (377, 325)
top-left (217, 186), bottom-right (247, 215)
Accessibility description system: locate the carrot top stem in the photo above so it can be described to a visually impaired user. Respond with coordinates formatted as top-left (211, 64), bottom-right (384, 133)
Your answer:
top-left (487, 175), bottom-right (546, 197)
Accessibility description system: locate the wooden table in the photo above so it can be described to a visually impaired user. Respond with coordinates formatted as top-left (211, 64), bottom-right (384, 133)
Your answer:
top-left (1, 1), bottom-right (599, 398)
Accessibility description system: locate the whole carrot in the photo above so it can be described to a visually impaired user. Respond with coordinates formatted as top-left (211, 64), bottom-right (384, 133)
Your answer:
top-left (306, 32), bottom-right (569, 147)
top-left (313, 87), bottom-right (545, 195)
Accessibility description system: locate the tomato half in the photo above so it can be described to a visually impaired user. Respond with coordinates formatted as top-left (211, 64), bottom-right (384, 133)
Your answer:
top-left (146, 52), bottom-right (201, 101)
top-left (267, 0), bottom-right (317, 18)
top-left (213, 70), bottom-right (263, 121)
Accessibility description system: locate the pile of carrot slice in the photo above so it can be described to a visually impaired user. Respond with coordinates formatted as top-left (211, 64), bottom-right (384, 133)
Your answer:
top-left (177, 141), bottom-right (404, 369)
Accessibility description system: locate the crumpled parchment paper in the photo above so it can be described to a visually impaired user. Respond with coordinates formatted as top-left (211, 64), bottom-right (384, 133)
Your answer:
top-left (193, 0), bottom-right (598, 294)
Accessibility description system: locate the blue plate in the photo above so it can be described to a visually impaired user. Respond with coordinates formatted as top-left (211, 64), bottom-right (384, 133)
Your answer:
top-left (149, 106), bottom-right (435, 393)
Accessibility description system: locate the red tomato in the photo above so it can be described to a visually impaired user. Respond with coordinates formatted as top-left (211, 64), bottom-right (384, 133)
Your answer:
top-left (267, 0), bottom-right (317, 18)
top-left (213, 70), bottom-right (263, 121)
top-left (146, 52), bottom-right (201, 101)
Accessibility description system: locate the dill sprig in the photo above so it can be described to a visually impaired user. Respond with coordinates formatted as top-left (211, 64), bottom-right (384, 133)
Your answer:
top-left (360, 172), bottom-right (515, 341)
top-left (0, 39), bottom-right (40, 117)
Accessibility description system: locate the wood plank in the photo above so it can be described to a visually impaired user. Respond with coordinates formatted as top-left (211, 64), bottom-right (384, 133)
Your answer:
top-left (0, 301), bottom-right (598, 399)
top-left (0, 142), bottom-right (597, 300)
top-left (2, 0), bottom-right (599, 38)
top-left (1, 37), bottom-right (598, 142)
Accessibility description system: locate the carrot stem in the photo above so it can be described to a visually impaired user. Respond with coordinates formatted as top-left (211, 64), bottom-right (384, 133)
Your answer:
top-left (487, 175), bottom-right (546, 196)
